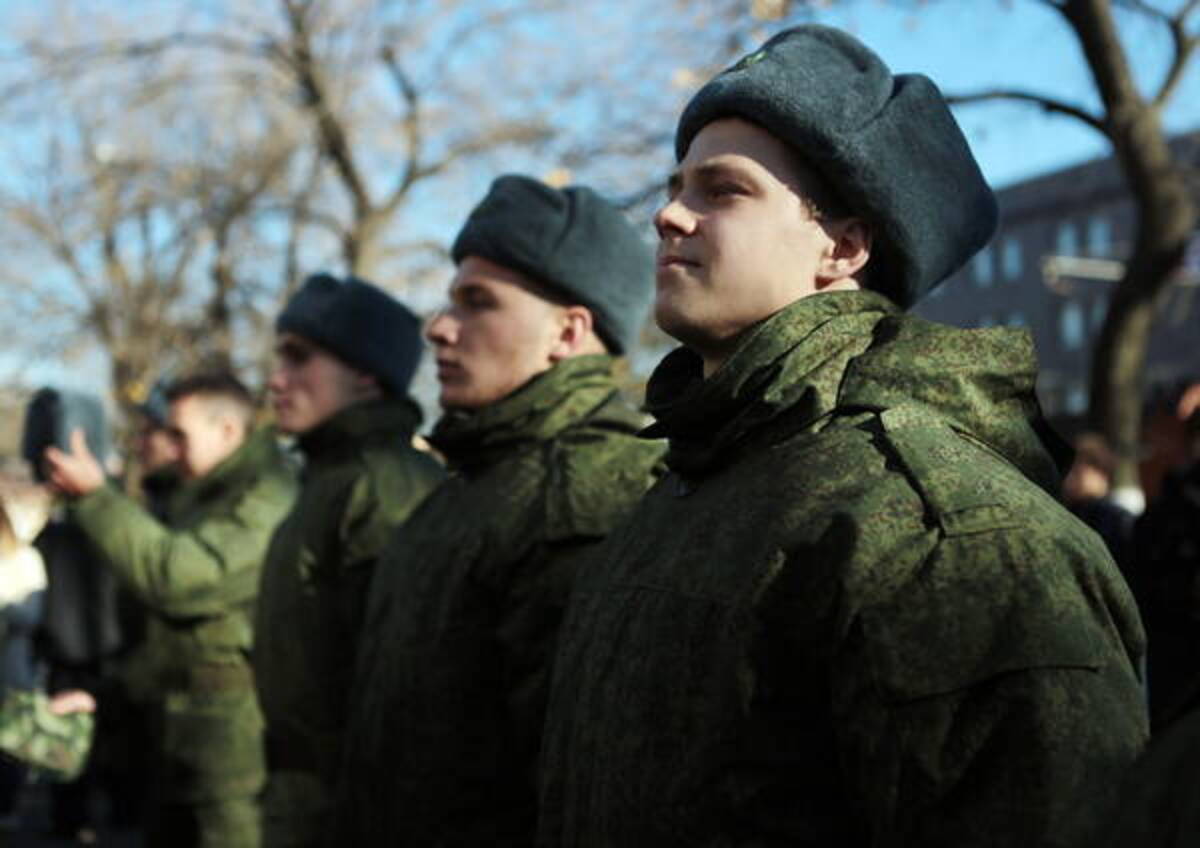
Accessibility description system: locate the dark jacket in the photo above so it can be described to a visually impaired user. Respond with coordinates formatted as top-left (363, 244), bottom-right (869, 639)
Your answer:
top-left (254, 398), bottom-right (443, 833)
top-left (539, 291), bottom-right (1148, 848)
top-left (336, 355), bottom-right (664, 845)
top-left (71, 429), bottom-right (296, 803)
top-left (1131, 458), bottom-right (1200, 727)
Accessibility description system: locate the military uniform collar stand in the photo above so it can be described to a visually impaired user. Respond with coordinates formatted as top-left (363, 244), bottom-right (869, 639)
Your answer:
top-left (644, 290), bottom-right (896, 477)
top-left (430, 354), bottom-right (620, 473)
top-left (296, 396), bottom-right (423, 461)
top-left (172, 427), bottom-right (283, 514)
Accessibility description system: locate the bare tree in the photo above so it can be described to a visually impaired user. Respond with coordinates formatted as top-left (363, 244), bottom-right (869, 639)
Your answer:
top-left (947, 0), bottom-right (1199, 488)
top-left (0, 0), bottom-right (579, 411)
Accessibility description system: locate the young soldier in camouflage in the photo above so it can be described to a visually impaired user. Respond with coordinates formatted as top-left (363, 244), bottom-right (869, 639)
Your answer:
top-left (335, 175), bottom-right (664, 845)
top-left (45, 373), bottom-right (297, 848)
top-left (254, 273), bottom-right (443, 848)
top-left (538, 26), bottom-right (1148, 848)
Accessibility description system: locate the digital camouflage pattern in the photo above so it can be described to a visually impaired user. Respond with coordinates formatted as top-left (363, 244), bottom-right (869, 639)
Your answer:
top-left (254, 397), bottom-right (443, 848)
top-left (0, 689), bottom-right (93, 781)
top-left (336, 355), bottom-right (664, 846)
top-left (71, 429), bottom-right (296, 847)
top-left (539, 291), bottom-right (1148, 848)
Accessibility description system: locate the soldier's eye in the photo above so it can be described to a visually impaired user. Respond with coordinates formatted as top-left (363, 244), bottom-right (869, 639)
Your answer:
top-left (278, 342), bottom-right (312, 365)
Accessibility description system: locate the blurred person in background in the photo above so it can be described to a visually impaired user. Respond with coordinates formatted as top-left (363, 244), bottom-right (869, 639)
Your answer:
top-left (90, 375), bottom-right (187, 837)
top-left (134, 377), bottom-right (184, 520)
top-left (43, 373), bottom-right (297, 848)
top-left (22, 388), bottom-right (122, 844)
top-left (1129, 382), bottom-right (1200, 729)
top-left (0, 481), bottom-right (49, 832)
top-left (1062, 431), bottom-right (1135, 566)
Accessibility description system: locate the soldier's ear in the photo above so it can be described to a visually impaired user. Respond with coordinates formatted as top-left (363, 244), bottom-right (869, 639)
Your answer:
top-left (548, 305), bottom-right (598, 363)
top-left (815, 217), bottom-right (871, 289)
top-left (352, 370), bottom-right (381, 397)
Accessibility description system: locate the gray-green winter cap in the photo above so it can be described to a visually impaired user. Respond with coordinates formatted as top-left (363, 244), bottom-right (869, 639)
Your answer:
top-left (451, 175), bottom-right (654, 354)
top-left (276, 273), bottom-right (423, 396)
top-left (675, 25), bottom-right (997, 307)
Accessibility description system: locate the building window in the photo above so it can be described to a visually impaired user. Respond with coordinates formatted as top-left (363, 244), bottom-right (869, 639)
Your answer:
top-left (1056, 221), bottom-right (1078, 257)
top-left (1002, 238), bottom-right (1023, 280)
top-left (1087, 215), bottom-right (1112, 257)
top-left (1091, 297), bottom-right (1108, 330)
top-left (1060, 301), bottom-right (1085, 351)
top-left (973, 246), bottom-right (994, 287)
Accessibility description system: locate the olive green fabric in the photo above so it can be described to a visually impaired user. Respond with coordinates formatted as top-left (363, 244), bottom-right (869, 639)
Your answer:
top-left (539, 291), bottom-right (1148, 847)
top-left (254, 397), bottom-right (444, 848)
top-left (0, 689), bottom-right (93, 781)
top-left (336, 355), bottom-right (665, 845)
top-left (70, 429), bottom-right (296, 844)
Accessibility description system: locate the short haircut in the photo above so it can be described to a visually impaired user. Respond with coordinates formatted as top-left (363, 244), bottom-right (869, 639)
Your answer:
top-left (166, 372), bottom-right (256, 428)
top-left (774, 139), bottom-right (875, 291)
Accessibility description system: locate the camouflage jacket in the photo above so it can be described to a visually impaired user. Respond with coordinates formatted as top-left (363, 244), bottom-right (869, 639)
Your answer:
top-left (72, 429), bottom-right (297, 802)
top-left (539, 291), bottom-right (1148, 848)
top-left (336, 355), bottom-right (664, 846)
top-left (0, 689), bottom-right (93, 782)
top-left (254, 398), bottom-right (443, 785)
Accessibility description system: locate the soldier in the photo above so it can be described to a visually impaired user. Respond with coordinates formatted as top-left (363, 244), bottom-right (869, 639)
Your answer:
top-left (254, 273), bottom-right (444, 848)
top-left (134, 377), bottom-right (184, 519)
top-left (44, 373), bottom-right (297, 848)
top-left (335, 175), bottom-right (663, 845)
top-left (538, 26), bottom-right (1148, 848)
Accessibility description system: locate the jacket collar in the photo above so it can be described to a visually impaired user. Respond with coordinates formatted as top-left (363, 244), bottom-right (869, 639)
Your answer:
top-left (296, 396), bottom-right (423, 461)
top-left (174, 427), bottom-right (284, 512)
top-left (429, 354), bottom-right (620, 472)
top-left (644, 291), bottom-right (895, 476)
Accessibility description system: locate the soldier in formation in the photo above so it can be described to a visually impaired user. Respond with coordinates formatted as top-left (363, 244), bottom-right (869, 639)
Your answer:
top-left (335, 175), bottom-right (664, 845)
top-left (537, 24), bottom-right (1148, 848)
top-left (254, 273), bottom-right (443, 848)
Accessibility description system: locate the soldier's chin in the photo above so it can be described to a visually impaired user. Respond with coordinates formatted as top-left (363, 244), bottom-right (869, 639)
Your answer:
top-left (655, 298), bottom-right (709, 347)
top-left (438, 382), bottom-right (478, 411)
top-left (272, 407), bottom-right (304, 436)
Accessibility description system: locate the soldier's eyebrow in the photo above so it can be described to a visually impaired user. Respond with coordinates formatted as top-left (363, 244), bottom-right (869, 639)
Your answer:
top-left (666, 169), bottom-right (683, 198)
top-left (667, 161), bottom-right (757, 198)
top-left (450, 280), bottom-right (498, 305)
top-left (695, 161), bottom-right (753, 184)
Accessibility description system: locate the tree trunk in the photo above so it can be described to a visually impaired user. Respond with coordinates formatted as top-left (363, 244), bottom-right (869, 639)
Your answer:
top-left (1063, 0), bottom-right (1198, 491)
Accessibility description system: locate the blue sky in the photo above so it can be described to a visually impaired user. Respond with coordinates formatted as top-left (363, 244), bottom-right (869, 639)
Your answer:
top-left (807, 0), bottom-right (1200, 187)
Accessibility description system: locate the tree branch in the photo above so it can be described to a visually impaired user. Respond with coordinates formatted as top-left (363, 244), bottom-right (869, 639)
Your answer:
top-left (411, 122), bottom-right (555, 183)
top-left (946, 88), bottom-right (1108, 135)
top-left (1153, 0), bottom-right (1200, 108)
top-left (378, 44), bottom-right (422, 216)
top-left (1059, 0), bottom-right (1145, 127)
top-left (280, 0), bottom-right (371, 219)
